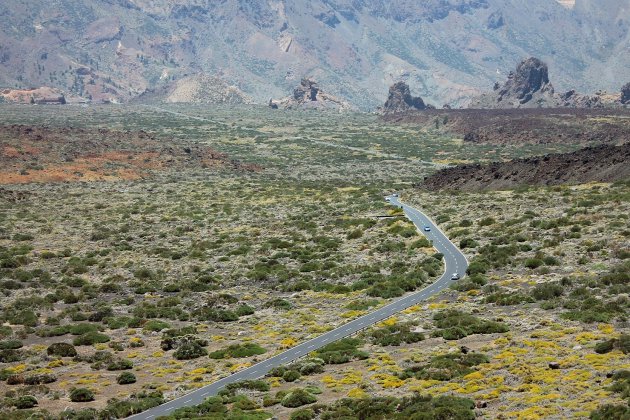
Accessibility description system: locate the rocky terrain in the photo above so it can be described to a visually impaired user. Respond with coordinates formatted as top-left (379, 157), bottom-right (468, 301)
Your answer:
top-left (133, 74), bottom-right (252, 105)
top-left (469, 57), bottom-right (625, 109)
top-left (0, 124), bottom-right (259, 183)
top-left (422, 143), bottom-right (630, 191)
top-left (270, 78), bottom-right (353, 111)
top-left (379, 82), bottom-right (432, 114)
top-left (0, 87), bottom-right (72, 105)
top-left (382, 108), bottom-right (630, 146)
top-left (0, 0), bottom-right (629, 108)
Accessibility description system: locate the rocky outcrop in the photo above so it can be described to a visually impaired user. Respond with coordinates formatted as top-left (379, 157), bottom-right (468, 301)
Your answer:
top-left (380, 82), bottom-right (432, 114)
top-left (421, 143), bottom-right (630, 191)
top-left (273, 78), bottom-right (354, 111)
top-left (500, 57), bottom-right (554, 104)
top-left (470, 57), bottom-right (620, 109)
top-left (622, 83), bottom-right (630, 105)
top-left (470, 57), bottom-right (556, 108)
top-left (293, 78), bottom-right (319, 102)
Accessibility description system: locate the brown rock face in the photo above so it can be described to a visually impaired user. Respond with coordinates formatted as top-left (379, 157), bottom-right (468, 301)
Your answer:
top-left (381, 82), bottom-right (427, 114)
top-left (622, 83), bottom-right (630, 104)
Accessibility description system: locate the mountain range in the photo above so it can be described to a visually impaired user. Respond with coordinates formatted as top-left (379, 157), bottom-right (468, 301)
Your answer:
top-left (0, 0), bottom-right (628, 109)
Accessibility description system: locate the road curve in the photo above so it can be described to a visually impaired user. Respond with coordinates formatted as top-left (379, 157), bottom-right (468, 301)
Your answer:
top-left (128, 196), bottom-right (468, 420)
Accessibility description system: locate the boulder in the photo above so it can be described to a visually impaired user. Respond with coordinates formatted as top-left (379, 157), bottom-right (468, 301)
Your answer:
top-left (621, 82), bottom-right (630, 104)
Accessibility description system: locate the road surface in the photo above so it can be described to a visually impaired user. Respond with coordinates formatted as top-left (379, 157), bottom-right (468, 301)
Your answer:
top-left (128, 195), bottom-right (468, 419)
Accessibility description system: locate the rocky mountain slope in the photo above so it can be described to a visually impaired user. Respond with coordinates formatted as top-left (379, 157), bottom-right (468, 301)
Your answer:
top-left (0, 0), bottom-right (628, 108)
top-left (422, 142), bottom-right (630, 190)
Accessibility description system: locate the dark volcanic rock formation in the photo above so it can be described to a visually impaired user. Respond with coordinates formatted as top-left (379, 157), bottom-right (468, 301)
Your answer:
top-left (470, 57), bottom-right (556, 108)
top-left (381, 82), bottom-right (430, 114)
top-left (470, 57), bottom-right (620, 109)
top-left (499, 57), bottom-right (554, 104)
top-left (293, 78), bottom-right (320, 102)
top-left (622, 83), bottom-right (630, 105)
top-left (421, 143), bottom-right (630, 191)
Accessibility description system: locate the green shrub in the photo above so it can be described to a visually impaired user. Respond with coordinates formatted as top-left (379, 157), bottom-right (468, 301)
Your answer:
top-left (107, 359), bottom-right (133, 371)
top-left (314, 338), bottom-right (367, 364)
top-left (70, 388), bottom-right (95, 402)
top-left (235, 304), bottom-right (255, 316)
top-left (281, 388), bottom-right (317, 408)
top-left (103, 391), bottom-right (165, 418)
top-left (143, 320), bottom-right (170, 332)
top-left (432, 310), bottom-right (509, 340)
top-left (70, 323), bottom-right (100, 335)
top-left (220, 380), bottom-right (270, 397)
top-left (369, 323), bottom-right (424, 347)
top-left (25, 374), bottom-right (56, 385)
top-left (590, 404), bottom-right (630, 420)
top-left (174, 341), bottom-right (208, 360)
top-left (73, 331), bottom-right (110, 346)
top-left (209, 343), bottom-right (266, 359)
top-left (14, 395), bottom-right (38, 409)
top-left (117, 372), bottom-right (137, 385)
top-left (401, 352), bottom-right (490, 381)
top-left (466, 260), bottom-right (488, 275)
top-left (532, 282), bottom-right (564, 300)
top-left (459, 238), bottom-right (479, 249)
top-left (594, 335), bottom-right (630, 355)
top-left (525, 258), bottom-right (544, 269)
top-left (265, 298), bottom-right (292, 310)
top-left (283, 369), bottom-right (301, 382)
top-left (0, 339), bottom-right (23, 350)
top-left (290, 408), bottom-right (314, 420)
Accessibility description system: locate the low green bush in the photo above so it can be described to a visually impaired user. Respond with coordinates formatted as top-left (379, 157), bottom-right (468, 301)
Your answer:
top-left (73, 331), bottom-right (110, 346)
top-left (106, 359), bottom-right (133, 371)
top-left (70, 387), bottom-right (95, 402)
top-left (174, 341), bottom-right (208, 360)
top-left (117, 372), bottom-right (137, 385)
top-left (432, 310), bottom-right (509, 340)
top-left (313, 338), bottom-right (367, 364)
top-left (14, 395), bottom-right (38, 409)
top-left (281, 388), bottom-right (317, 408)
top-left (369, 323), bottom-right (424, 347)
top-left (209, 343), bottom-right (266, 359)
top-left (594, 334), bottom-right (630, 355)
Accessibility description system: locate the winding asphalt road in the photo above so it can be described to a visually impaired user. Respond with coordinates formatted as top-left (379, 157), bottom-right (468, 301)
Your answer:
top-left (128, 196), bottom-right (468, 419)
